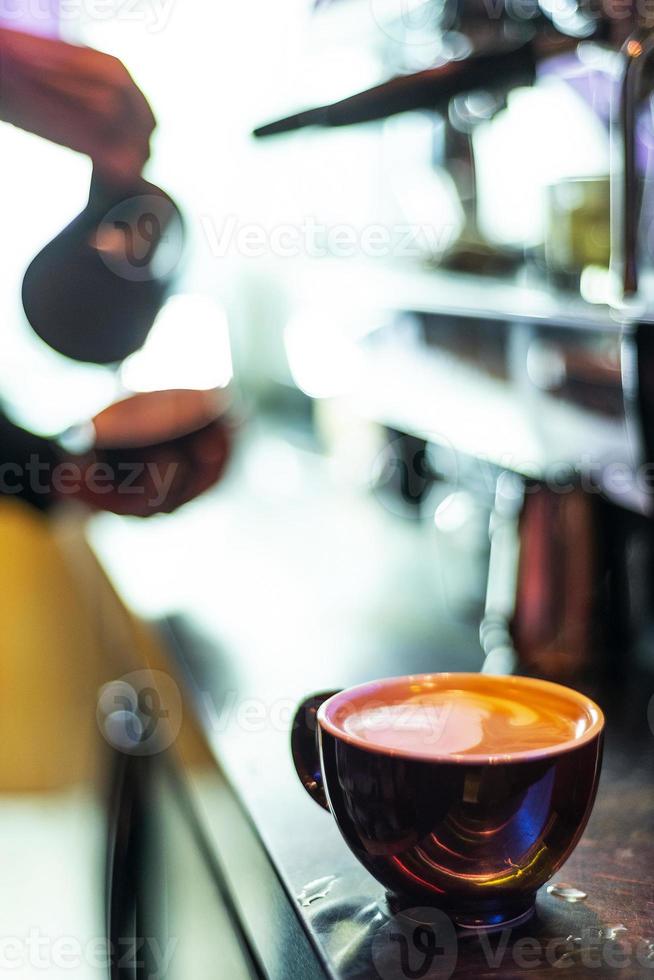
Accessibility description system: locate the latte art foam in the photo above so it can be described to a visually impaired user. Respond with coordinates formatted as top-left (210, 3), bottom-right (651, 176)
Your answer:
top-left (342, 689), bottom-right (584, 757)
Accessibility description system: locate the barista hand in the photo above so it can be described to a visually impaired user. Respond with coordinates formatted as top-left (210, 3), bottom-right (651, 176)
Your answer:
top-left (0, 28), bottom-right (155, 182)
top-left (70, 419), bottom-right (233, 517)
top-left (62, 389), bottom-right (234, 518)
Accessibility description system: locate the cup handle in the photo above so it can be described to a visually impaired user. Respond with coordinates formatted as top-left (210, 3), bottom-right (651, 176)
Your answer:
top-left (291, 691), bottom-right (340, 810)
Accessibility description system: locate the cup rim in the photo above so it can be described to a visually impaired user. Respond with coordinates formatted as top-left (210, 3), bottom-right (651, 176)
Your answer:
top-left (317, 672), bottom-right (605, 764)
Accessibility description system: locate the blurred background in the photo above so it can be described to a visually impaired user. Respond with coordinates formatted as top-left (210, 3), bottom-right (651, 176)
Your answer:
top-left (0, 0), bottom-right (628, 642)
top-left (2, 0), bottom-right (654, 975)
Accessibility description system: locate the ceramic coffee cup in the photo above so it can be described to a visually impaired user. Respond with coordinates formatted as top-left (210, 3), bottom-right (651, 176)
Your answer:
top-left (291, 673), bottom-right (604, 929)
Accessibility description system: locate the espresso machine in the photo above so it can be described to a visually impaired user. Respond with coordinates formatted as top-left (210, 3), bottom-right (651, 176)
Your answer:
top-left (253, 0), bottom-right (654, 688)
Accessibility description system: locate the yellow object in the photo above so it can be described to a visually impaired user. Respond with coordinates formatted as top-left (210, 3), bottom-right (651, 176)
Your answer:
top-left (0, 499), bottom-right (210, 793)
